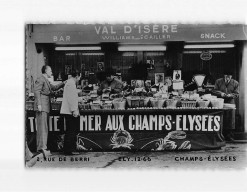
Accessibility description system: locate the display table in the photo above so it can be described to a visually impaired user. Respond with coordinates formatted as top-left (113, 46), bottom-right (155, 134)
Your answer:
top-left (26, 108), bottom-right (229, 152)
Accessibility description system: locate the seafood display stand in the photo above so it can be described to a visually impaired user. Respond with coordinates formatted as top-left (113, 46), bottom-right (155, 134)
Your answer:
top-left (26, 106), bottom-right (228, 152)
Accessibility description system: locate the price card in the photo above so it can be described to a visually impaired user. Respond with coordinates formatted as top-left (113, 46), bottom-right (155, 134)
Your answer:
top-left (173, 80), bottom-right (184, 90)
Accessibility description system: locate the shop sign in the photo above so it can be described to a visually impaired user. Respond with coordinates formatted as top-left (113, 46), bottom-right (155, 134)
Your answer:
top-left (26, 110), bottom-right (225, 151)
top-left (200, 51), bottom-right (212, 61)
top-left (27, 112), bottom-right (221, 133)
top-left (33, 24), bottom-right (247, 44)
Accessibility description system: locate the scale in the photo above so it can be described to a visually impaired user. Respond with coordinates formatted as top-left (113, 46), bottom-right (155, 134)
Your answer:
top-left (193, 74), bottom-right (206, 92)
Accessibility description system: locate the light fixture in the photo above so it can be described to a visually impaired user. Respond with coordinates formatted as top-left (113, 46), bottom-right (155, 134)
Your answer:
top-left (183, 50), bottom-right (227, 54)
top-left (184, 44), bottom-right (234, 49)
top-left (118, 45), bottom-right (166, 51)
top-left (55, 46), bottom-right (101, 51)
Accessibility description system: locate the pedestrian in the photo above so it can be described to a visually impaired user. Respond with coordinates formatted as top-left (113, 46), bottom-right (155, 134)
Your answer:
top-left (60, 69), bottom-right (81, 155)
top-left (34, 65), bottom-right (66, 155)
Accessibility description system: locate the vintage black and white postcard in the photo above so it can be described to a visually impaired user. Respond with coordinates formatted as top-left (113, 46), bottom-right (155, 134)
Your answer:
top-left (25, 23), bottom-right (247, 170)
top-left (1, 0), bottom-right (247, 192)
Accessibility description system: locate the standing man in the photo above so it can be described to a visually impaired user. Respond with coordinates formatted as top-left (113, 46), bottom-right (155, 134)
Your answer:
top-left (60, 70), bottom-right (81, 155)
top-left (34, 65), bottom-right (65, 155)
top-left (212, 70), bottom-right (239, 141)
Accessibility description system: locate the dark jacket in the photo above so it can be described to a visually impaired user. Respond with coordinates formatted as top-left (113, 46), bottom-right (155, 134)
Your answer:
top-left (97, 78), bottom-right (123, 95)
top-left (212, 78), bottom-right (239, 104)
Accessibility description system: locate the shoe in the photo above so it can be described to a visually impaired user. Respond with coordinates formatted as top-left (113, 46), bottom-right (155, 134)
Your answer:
top-left (38, 149), bottom-right (51, 159)
top-left (26, 152), bottom-right (43, 167)
top-left (64, 152), bottom-right (80, 155)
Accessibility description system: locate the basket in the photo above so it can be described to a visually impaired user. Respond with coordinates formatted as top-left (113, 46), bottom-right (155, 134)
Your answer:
top-left (211, 98), bottom-right (224, 108)
top-left (90, 104), bottom-right (102, 110)
top-left (51, 102), bottom-right (62, 110)
top-left (113, 98), bottom-right (126, 110)
top-left (150, 98), bottom-right (165, 108)
top-left (78, 103), bottom-right (90, 110)
top-left (102, 104), bottom-right (112, 110)
top-left (197, 99), bottom-right (210, 108)
top-left (166, 99), bottom-right (178, 108)
top-left (181, 100), bottom-right (197, 108)
top-left (126, 96), bottom-right (140, 108)
top-left (143, 97), bottom-right (151, 107)
top-left (26, 101), bottom-right (34, 110)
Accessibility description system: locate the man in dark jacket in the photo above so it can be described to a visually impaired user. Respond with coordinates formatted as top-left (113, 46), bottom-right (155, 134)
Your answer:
top-left (97, 68), bottom-right (123, 95)
top-left (212, 70), bottom-right (239, 141)
top-left (213, 70), bottom-right (239, 104)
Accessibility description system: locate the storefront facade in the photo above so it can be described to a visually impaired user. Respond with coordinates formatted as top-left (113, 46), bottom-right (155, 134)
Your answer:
top-left (25, 24), bottom-right (247, 148)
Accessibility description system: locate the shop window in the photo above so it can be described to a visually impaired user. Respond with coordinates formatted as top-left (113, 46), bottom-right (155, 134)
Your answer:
top-left (182, 49), bottom-right (236, 85)
top-left (144, 51), bottom-right (167, 83)
top-left (53, 51), bottom-right (105, 83)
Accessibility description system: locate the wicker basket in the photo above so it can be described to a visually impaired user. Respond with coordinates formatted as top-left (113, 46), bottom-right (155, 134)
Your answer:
top-left (26, 101), bottom-right (34, 110)
top-left (181, 100), bottom-right (197, 108)
top-left (211, 98), bottom-right (224, 108)
top-left (90, 104), bottom-right (102, 110)
top-left (102, 104), bottom-right (112, 110)
top-left (150, 98), bottom-right (165, 108)
top-left (197, 100), bottom-right (210, 108)
top-left (166, 99), bottom-right (178, 108)
top-left (79, 103), bottom-right (90, 110)
top-left (113, 98), bottom-right (126, 110)
top-left (143, 97), bottom-right (151, 107)
top-left (126, 96), bottom-right (140, 108)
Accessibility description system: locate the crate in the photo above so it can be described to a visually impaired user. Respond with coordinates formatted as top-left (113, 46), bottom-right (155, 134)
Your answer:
top-left (26, 101), bottom-right (34, 110)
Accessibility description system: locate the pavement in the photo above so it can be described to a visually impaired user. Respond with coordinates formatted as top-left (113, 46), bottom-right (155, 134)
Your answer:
top-left (27, 142), bottom-right (247, 169)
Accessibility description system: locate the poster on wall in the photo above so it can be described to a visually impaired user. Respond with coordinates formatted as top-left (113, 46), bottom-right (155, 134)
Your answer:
top-left (155, 73), bottom-right (164, 84)
top-left (65, 65), bottom-right (72, 75)
top-left (147, 59), bottom-right (155, 69)
top-left (85, 71), bottom-right (89, 77)
top-left (81, 63), bottom-right (86, 71)
top-left (131, 80), bottom-right (144, 88)
top-left (173, 70), bottom-right (182, 81)
top-left (164, 76), bottom-right (172, 87)
top-left (97, 62), bottom-right (105, 71)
